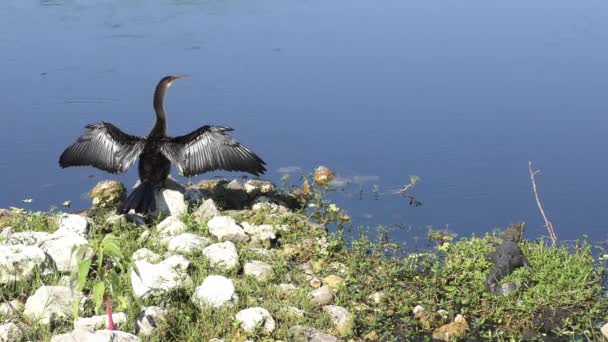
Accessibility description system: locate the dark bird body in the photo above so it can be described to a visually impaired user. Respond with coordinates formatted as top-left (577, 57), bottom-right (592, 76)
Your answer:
top-left (60, 75), bottom-right (266, 214)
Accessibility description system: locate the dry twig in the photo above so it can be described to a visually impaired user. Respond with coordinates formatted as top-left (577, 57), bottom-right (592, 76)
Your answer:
top-left (528, 161), bottom-right (557, 246)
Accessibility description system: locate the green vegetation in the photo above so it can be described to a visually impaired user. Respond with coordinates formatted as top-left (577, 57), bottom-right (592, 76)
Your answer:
top-left (0, 182), bottom-right (606, 341)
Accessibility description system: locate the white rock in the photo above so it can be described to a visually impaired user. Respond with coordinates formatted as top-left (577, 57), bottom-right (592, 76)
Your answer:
top-left (134, 306), bottom-right (168, 336)
top-left (156, 216), bottom-right (187, 242)
top-left (202, 242), bottom-right (239, 270)
top-left (235, 307), bottom-right (276, 333)
top-left (0, 230), bottom-right (53, 246)
top-left (132, 248), bottom-right (162, 263)
top-left (24, 286), bottom-right (77, 325)
top-left (208, 339), bottom-right (224, 342)
top-left (207, 216), bottom-right (249, 243)
top-left (74, 312), bottom-right (127, 331)
top-left (130, 255), bottom-right (192, 299)
top-left (0, 299), bottom-right (24, 317)
top-left (154, 188), bottom-right (187, 217)
top-left (602, 322), bottom-right (608, 339)
top-left (322, 305), bottom-right (355, 336)
top-left (167, 233), bottom-right (211, 255)
top-left (0, 227), bottom-right (13, 239)
top-left (0, 322), bottom-right (22, 342)
top-left (55, 214), bottom-right (92, 238)
top-left (244, 261), bottom-right (274, 282)
top-left (193, 199), bottom-right (220, 223)
top-left (0, 244), bottom-right (47, 284)
top-left (244, 180), bottom-right (275, 195)
top-left (192, 275), bottom-right (237, 309)
top-left (40, 234), bottom-right (89, 273)
top-left (241, 222), bottom-right (277, 244)
top-left (50, 329), bottom-right (140, 342)
top-left (278, 283), bottom-right (298, 293)
top-left (368, 291), bottom-right (385, 304)
top-left (310, 286), bottom-right (334, 306)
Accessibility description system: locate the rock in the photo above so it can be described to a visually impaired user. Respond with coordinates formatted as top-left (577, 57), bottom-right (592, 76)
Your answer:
top-left (313, 166), bottom-right (336, 186)
top-left (309, 277), bottom-right (322, 288)
top-left (322, 275), bottom-right (344, 291)
top-left (130, 255), bottom-right (192, 299)
top-left (203, 241), bottom-right (239, 270)
top-left (190, 179), bottom-right (228, 198)
top-left (243, 180), bottom-right (276, 197)
top-left (40, 234), bottom-right (89, 273)
top-left (0, 322), bottom-right (22, 342)
top-left (289, 325), bottom-right (339, 342)
top-left (241, 222), bottom-right (276, 245)
top-left (167, 233), bottom-right (211, 255)
top-left (601, 322), bottom-right (608, 339)
top-left (310, 286), bottom-right (334, 306)
top-left (154, 188), bottom-right (187, 217)
top-left (244, 261), bottom-right (274, 282)
top-left (0, 299), bottom-right (24, 317)
top-left (235, 307), bottom-right (276, 334)
top-left (0, 245), bottom-right (47, 284)
top-left (156, 216), bottom-right (187, 242)
top-left (0, 226), bottom-right (13, 239)
top-left (184, 188), bottom-right (204, 205)
top-left (132, 248), bottom-right (162, 263)
top-left (224, 180), bottom-right (249, 209)
top-left (105, 213), bottom-right (145, 226)
top-left (0, 230), bottom-right (53, 246)
top-left (278, 283), bottom-right (298, 294)
top-left (284, 306), bottom-right (305, 318)
top-left (89, 180), bottom-right (126, 210)
top-left (24, 286), bottom-right (77, 325)
top-left (251, 198), bottom-right (289, 213)
top-left (368, 292), bottom-right (385, 304)
top-left (134, 306), bottom-right (168, 336)
top-left (74, 312), bottom-right (127, 331)
top-left (207, 216), bottom-right (249, 243)
top-left (312, 260), bottom-right (325, 272)
top-left (413, 305), bottom-right (439, 330)
top-left (192, 275), bottom-right (238, 309)
top-left (363, 331), bottom-right (379, 341)
top-left (50, 329), bottom-right (140, 342)
top-left (193, 199), bottom-right (220, 223)
top-left (323, 305), bottom-right (355, 336)
top-left (248, 247), bottom-right (275, 258)
top-left (432, 314), bottom-right (468, 341)
top-left (302, 261), bottom-right (314, 275)
top-left (55, 214), bottom-right (92, 238)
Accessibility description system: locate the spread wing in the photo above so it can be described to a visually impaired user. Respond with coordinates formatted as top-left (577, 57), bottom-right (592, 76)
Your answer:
top-left (59, 122), bottom-right (145, 174)
top-left (160, 125), bottom-right (266, 177)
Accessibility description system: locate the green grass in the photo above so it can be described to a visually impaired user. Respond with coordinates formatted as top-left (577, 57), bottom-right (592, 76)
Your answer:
top-left (1, 204), bottom-right (607, 341)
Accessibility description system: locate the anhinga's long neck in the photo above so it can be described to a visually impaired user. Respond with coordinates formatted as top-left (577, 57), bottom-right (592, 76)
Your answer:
top-left (150, 83), bottom-right (168, 137)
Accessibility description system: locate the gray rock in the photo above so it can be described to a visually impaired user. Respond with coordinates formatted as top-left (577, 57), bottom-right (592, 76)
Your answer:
top-left (192, 275), bottom-right (238, 309)
top-left (322, 305), bottom-right (355, 336)
top-left (0, 299), bottom-right (24, 317)
top-left (74, 312), bottom-right (127, 331)
top-left (235, 307), bottom-right (276, 333)
top-left (241, 222), bottom-right (277, 245)
top-left (24, 286), bottom-right (78, 325)
top-left (154, 188), bottom-right (187, 218)
top-left (40, 234), bottom-right (89, 273)
top-left (310, 286), bottom-right (334, 306)
top-left (134, 306), bottom-right (168, 336)
top-left (0, 245), bottom-right (47, 284)
top-left (132, 248), bottom-right (162, 263)
top-left (50, 329), bottom-right (140, 342)
top-left (289, 325), bottom-right (339, 342)
top-left (193, 199), bottom-right (220, 223)
top-left (207, 216), bottom-right (249, 243)
top-left (184, 188), bottom-right (204, 205)
top-left (244, 261), bottom-right (274, 282)
top-left (0, 322), bottom-right (22, 342)
top-left (130, 255), bottom-right (192, 299)
top-left (55, 214), bottom-right (92, 238)
top-left (89, 180), bottom-right (126, 210)
top-left (284, 306), bottom-right (305, 318)
top-left (167, 233), bottom-right (211, 255)
top-left (156, 216), bottom-right (187, 242)
top-left (202, 242), bottom-right (239, 270)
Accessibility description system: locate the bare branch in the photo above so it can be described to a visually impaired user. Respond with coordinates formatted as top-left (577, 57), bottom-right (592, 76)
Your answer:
top-left (528, 161), bottom-right (557, 246)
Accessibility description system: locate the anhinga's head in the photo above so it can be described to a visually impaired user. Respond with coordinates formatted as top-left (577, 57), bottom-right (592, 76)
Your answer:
top-left (158, 74), bottom-right (190, 90)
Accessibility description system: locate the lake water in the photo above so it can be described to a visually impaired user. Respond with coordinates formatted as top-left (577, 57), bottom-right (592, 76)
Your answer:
top-left (1, 0), bottom-right (607, 244)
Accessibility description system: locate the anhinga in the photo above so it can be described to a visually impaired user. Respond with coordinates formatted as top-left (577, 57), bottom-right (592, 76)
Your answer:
top-left (59, 75), bottom-right (266, 214)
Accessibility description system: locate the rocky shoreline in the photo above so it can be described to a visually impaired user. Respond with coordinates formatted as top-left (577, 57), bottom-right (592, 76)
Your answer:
top-left (0, 173), bottom-right (607, 341)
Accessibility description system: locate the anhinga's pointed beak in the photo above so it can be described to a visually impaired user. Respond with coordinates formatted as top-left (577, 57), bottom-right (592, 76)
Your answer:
top-left (174, 74), bottom-right (190, 81)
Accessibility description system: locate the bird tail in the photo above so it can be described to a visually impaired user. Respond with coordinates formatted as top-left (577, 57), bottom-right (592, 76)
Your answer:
top-left (118, 181), bottom-right (156, 215)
